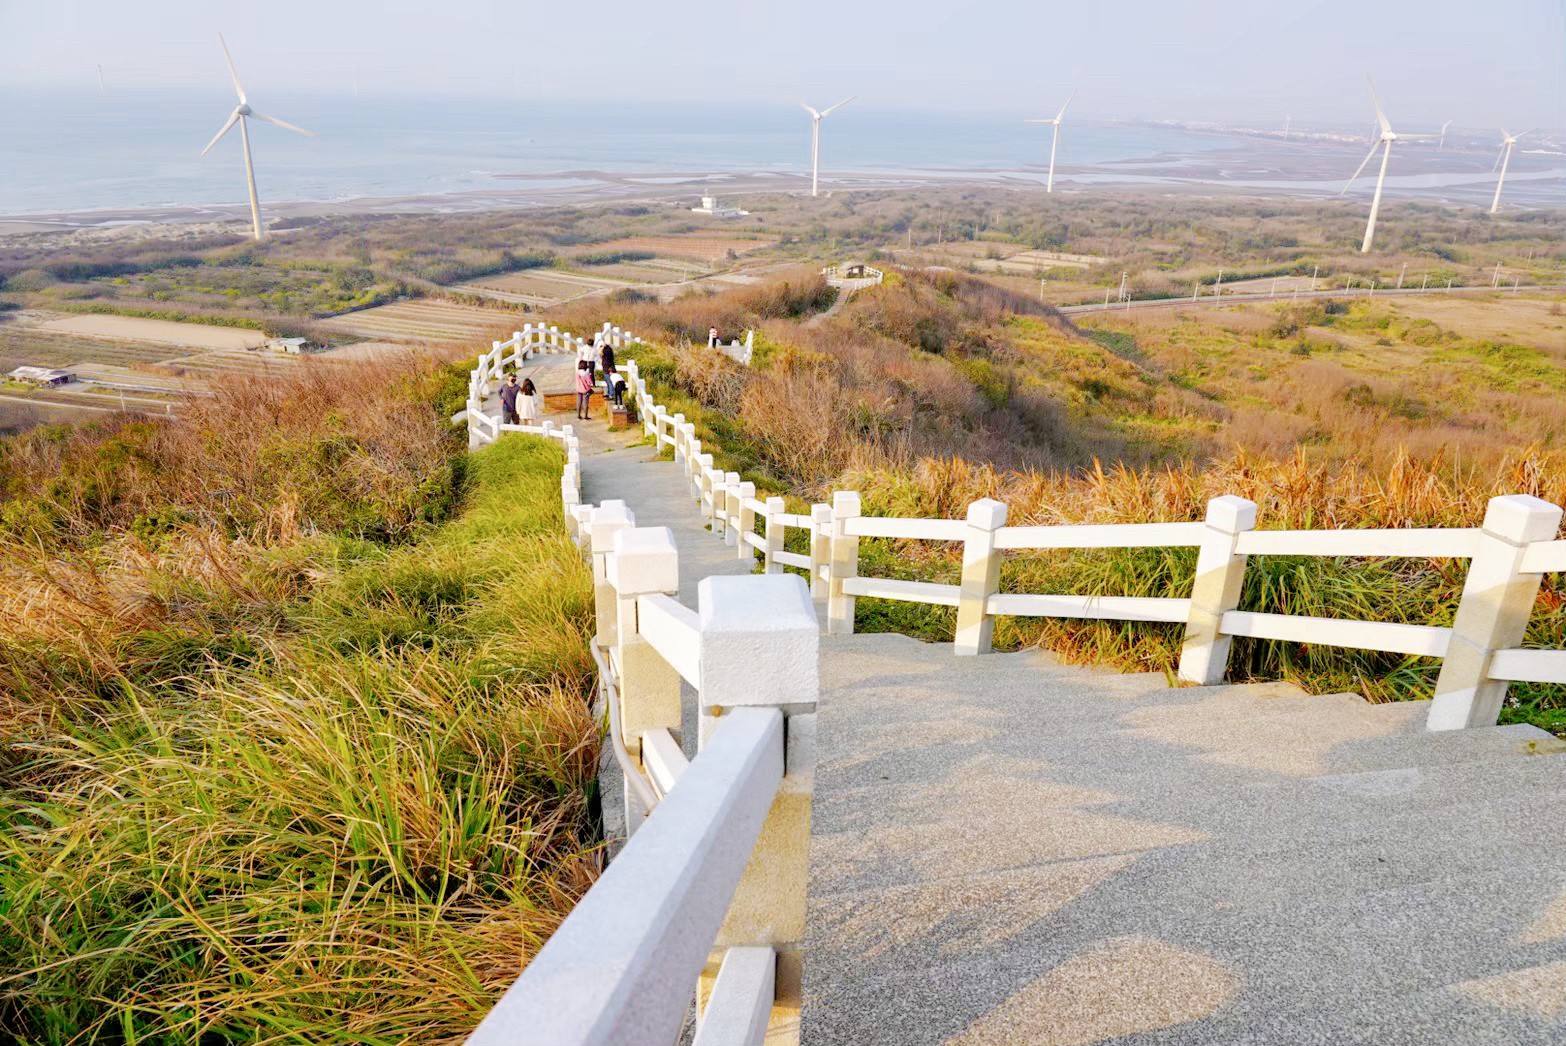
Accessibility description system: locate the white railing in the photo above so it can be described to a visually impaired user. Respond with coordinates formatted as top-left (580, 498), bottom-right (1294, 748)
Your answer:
top-left (470, 486), bottom-right (820, 1044)
top-left (820, 263), bottom-right (884, 285)
top-left (619, 357), bottom-right (1566, 734)
top-left (454, 321), bottom-right (645, 450)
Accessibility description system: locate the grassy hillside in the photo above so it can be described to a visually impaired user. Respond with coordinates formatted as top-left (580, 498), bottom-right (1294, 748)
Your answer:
top-left (0, 360), bottom-right (597, 1043)
top-left (583, 268), bottom-right (1566, 731)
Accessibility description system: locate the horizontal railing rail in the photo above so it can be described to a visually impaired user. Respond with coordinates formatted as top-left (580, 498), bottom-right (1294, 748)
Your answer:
top-left (617, 354), bottom-right (1566, 733)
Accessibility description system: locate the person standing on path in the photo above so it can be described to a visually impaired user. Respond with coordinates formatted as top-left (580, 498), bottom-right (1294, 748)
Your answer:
top-left (599, 341), bottom-right (615, 376)
top-left (574, 360), bottom-right (594, 420)
top-left (518, 377), bottom-right (541, 424)
top-left (499, 373), bottom-right (523, 426)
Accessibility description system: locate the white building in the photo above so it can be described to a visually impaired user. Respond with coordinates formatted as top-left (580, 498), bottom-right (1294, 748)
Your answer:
top-left (690, 195), bottom-right (749, 219)
top-left (7, 366), bottom-right (73, 387)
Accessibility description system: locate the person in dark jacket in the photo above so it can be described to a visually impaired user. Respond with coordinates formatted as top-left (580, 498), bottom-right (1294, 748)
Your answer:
top-left (499, 373), bottom-right (523, 425)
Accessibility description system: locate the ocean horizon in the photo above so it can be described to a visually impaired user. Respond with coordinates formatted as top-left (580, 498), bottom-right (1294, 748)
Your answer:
top-left (2, 88), bottom-right (1561, 218)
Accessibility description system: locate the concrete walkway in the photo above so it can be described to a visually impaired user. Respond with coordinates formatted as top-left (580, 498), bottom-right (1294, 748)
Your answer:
top-left (511, 384), bottom-right (1566, 1045)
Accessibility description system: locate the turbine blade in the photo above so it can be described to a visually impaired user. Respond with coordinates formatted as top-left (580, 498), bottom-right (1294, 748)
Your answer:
top-left (218, 33), bottom-right (246, 103)
top-left (1516, 128), bottom-right (1534, 139)
top-left (201, 111), bottom-right (240, 156)
top-left (250, 111), bottom-right (315, 137)
top-left (799, 102), bottom-right (820, 119)
top-left (1366, 75), bottom-right (1390, 135)
top-left (1493, 145), bottom-right (1505, 172)
top-left (1398, 133), bottom-right (1439, 139)
top-left (1341, 140), bottom-right (1381, 194)
top-left (821, 95), bottom-right (855, 117)
top-left (1056, 88), bottom-right (1077, 122)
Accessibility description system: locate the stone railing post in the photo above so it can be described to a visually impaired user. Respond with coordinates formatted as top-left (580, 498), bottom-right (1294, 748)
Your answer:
top-left (763, 497), bottom-right (786, 574)
top-left (694, 574), bottom-right (819, 1038)
top-left (588, 501), bottom-right (635, 645)
top-left (723, 472), bottom-right (742, 547)
top-left (736, 482), bottom-right (757, 561)
top-left (828, 491), bottom-right (861, 634)
top-left (688, 437), bottom-right (704, 498)
top-left (709, 468), bottom-right (728, 536)
top-left (672, 413), bottom-right (688, 464)
top-left (954, 498), bottom-right (1007, 656)
top-left (607, 527), bottom-right (683, 831)
top-left (561, 464), bottom-right (581, 533)
top-left (699, 456), bottom-right (717, 524)
top-left (1427, 495), bottom-right (1563, 730)
top-left (1177, 495), bottom-right (1258, 684)
top-left (809, 504), bottom-right (832, 599)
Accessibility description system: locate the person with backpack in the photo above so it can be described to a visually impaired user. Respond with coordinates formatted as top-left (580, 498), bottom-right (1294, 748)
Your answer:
top-left (574, 360), bottom-right (594, 420)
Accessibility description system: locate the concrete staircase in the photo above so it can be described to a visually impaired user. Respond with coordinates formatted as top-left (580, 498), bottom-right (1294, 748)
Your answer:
top-left (548, 399), bottom-right (1566, 1045)
top-left (802, 632), bottom-right (1566, 1045)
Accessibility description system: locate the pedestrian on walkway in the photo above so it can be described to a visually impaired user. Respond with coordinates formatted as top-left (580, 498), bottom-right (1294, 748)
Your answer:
top-left (518, 377), bottom-right (541, 424)
top-left (499, 373), bottom-right (523, 426)
top-left (574, 360), bottom-right (594, 420)
top-left (610, 370), bottom-right (627, 407)
top-left (599, 340), bottom-right (616, 375)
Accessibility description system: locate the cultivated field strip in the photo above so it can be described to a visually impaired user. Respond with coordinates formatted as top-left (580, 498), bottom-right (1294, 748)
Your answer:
top-left (318, 300), bottom-right (522, 343)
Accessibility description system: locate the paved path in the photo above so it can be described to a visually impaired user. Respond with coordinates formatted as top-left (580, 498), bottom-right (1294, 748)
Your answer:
top-left (1058, 283), bottom-right (1564, 316)
top-left (515, 392), bottom-right (1566, 1044)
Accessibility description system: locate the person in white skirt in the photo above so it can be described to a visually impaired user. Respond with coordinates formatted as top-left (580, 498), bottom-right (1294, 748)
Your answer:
top-left (518, 377), bottom-right (541, 424)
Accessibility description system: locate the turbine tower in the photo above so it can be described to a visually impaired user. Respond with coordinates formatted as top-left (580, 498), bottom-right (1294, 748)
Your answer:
top-left (1339, 77), bottom-right (1435, 253)
top-left (1438, 119), bottom-right (1452, 149)
top-left (1025, 89), bottom-right (1076, 193)
top-left (1489, 128), bottom-right (1532, 214)
top-left (800, 96), bottom-right (854, 198)
top-left (200, 35), bottom-right (314, 241)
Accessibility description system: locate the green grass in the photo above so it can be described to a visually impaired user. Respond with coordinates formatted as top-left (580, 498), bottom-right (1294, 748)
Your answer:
top-left (0, 435), bottom-right (597, 1044)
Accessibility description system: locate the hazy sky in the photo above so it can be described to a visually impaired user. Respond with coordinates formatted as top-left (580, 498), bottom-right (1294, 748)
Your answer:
top-left (3, 0), bottom-right (1562, 129)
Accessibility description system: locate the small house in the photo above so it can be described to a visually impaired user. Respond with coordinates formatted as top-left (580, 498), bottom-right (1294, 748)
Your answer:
top-left (7, 366), bottom-right (73, 387)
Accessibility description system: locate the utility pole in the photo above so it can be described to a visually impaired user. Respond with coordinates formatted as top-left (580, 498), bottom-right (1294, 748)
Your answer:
top-left (1492, 261), bottom-right (1502, 289)
top-left (1118, 271), bottom-right (1128, 303)
top-left (1103, 287), bottom-right (1112, 309)
top-left (1397, 262), bottom-right (1407, 289)
top-left (1311, 264), bottom-right (1319, 292)
top-left (1192, 281), bottom-right (1199, 302)
top-left (1215, 268), bottom-right (1223, 300)
top-left (1420, 275), bottom-right (1428, 291)
top-left (1270, 277), bottom-right (1278, 297)
top-left (1040, 276), bottom-right (1046, 303)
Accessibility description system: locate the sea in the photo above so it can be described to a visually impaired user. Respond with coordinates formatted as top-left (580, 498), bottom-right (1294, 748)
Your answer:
top-left (1, 88), bottom-right (1561, 217)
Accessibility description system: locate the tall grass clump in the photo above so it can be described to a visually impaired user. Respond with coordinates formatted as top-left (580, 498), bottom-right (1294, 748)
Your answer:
top-left (0, 352), bottom-right (598, 1041)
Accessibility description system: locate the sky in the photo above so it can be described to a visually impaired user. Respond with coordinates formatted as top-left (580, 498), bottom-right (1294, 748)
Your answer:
top-left (2, 0), bottom-right (1563, 130)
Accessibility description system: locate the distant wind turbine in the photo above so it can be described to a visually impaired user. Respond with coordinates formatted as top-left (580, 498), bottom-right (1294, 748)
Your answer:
top-left (1283, 114), bottom-right (1291, 141)
top-left (1025, 89), bottom-right (1076, 193)
top-left (800, 97), bottom-right (854, 197)
top-left (1339, 77), bottom-right (1436, 253)
top-left (96, 64), bottom-right (105, 95)
top-left (199, 34), bottom-right (315, 241)
top-left (1438, 119), bottom-right (1451, 149)
top-left (1490, 128), bottom-right (1532, 214)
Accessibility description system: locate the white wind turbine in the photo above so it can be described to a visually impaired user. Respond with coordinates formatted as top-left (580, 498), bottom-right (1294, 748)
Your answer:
top-left (1490, 128), bottom-right (1533, 214)
top-left (800, 96), bottom-right (854, 197)
top-left (1438, 119), bottom-right (1452, 149)
top-left (1025, 89), bottom-right (1076, 193)
top-left (1339, 77), bottom-right (1435, 253)
top-left (200, 35), bottom-right (314, 240)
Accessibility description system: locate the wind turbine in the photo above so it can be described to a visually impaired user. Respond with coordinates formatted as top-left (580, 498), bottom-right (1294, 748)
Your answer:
top-left (1339, 77), bottom-right (1435, 253)
top-left (1283, 114), bottom-right (1291, 141)
top-left (1025, 89), bottom-right (1076, 193)
top-left (200, 34), bottom-right (314, 241)
top-left (1438, 119), bottom-right (1451, 149)
top-left (800, 96), bottom-right (854, 198)
top-left (1490, 128), bottom-right (1532, 214)
top-left (96, 64), bottom-right (105, 95)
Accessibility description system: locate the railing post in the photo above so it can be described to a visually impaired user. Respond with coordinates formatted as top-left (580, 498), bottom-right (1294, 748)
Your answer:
top-left (810, 504), bottom-right (832, 599)
top-left (954, 498), bottom-right (1007, 656)
top-left (709, 468), bottom-right (727, 536)
top-left (1177, 495), bottom-right (1258, 684)
top-left (723, 472), bottom-right (742, 547)
top-left (561, 464), bottom-right (581, 533)
top-left (699, 456), bottom-right (717, 524)
top-left (688, 438), bottom-right (704, 498)
top-left (828, 491), bottom-right (861, 634)
top-left (763, 497), bottom-right (786, 574)
top-left (608, 527), bottom-right (683, 770)
top-left (588, 501), bottom-right (635, 645)
top-left (1427, 495), bottom-right (1563, 730)
top-left (693, 575), bottom-right (819, 1039)
top-left (736, 482), bottom-right (757, 560)
top-left (672, 413), bottom-right (688, 464)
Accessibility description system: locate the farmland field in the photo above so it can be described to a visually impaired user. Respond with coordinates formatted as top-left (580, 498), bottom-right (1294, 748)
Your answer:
top-left (584, 234), bottom-right (776, 263)
top-left (37, 314), bottom-right (269, 350)
top-left (455, 269), bottom-right (633, 306)
top-left (317, 300), bottom-right (522, 343)
top-left (0, 328), bottom-right (185, 373)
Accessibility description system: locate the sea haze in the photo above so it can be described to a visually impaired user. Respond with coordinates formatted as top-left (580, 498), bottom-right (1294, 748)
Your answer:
top-left (1, 88), bottom-right (1560, 217)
